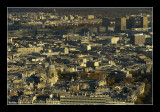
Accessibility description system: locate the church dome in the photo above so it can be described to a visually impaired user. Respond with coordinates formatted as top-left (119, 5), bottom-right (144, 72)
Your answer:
top-left (48, 65), bottom-right (55, 69)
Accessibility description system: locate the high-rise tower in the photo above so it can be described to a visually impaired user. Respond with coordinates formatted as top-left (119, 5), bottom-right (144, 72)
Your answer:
top-left (115, 17), bottom-right (126, 32)
top-left (141, 16), bottom-right (148, 28)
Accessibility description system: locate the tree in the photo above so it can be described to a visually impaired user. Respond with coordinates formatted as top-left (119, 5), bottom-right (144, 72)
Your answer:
top-left (148, 97), bottom-right (152, 104)
top-left (143, 90), bottom-right (149, 96)
top-left (146, 83), bottom-right (151, 89)
top-left (135, 75), bottom-right (142, 82)
top-left (129, 78), bottom-right (135, 83)
top-left (78, 72), bottom-right (88, 79)
top-left (139, 94), bottom-right (145, 100)
top-left (123, 78), bottom-right (127, 83)
top-left (111, 78), bottom-right (115, 83)
top-left (143, 78), bottom-right (148, 83)
top-left (135, 98), bottom-right (143, 104)
top-left (107, 78), bottom-right (112, 85)
top-left (87, 73), bottom-right (104, 79)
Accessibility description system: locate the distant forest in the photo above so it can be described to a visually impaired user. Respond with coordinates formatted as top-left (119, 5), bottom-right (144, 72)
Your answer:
top-left (8, 8), bottom-right (152, 18)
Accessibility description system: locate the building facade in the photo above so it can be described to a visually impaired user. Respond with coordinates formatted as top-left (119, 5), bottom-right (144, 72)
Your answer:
top-left (130, 34), bottom-right (145, 45)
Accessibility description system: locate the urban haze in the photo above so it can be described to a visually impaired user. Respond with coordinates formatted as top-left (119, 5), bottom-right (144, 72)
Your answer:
top-left (7, 7), bottom-right (153, 105)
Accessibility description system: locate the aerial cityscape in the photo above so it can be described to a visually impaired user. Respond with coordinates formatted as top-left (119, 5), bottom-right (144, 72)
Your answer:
top-left (7, 7), bottom-right (153, 105)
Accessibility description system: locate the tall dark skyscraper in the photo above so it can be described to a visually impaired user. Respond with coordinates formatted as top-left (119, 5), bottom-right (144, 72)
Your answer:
top-left (126, 17), bottom-right (135, 29)
top-left (115, 17), bottom-right (126, 32)
top-left (127, 16), bottom-right (148, 29)
top-left (102, 18), bottom-right (110, 29)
